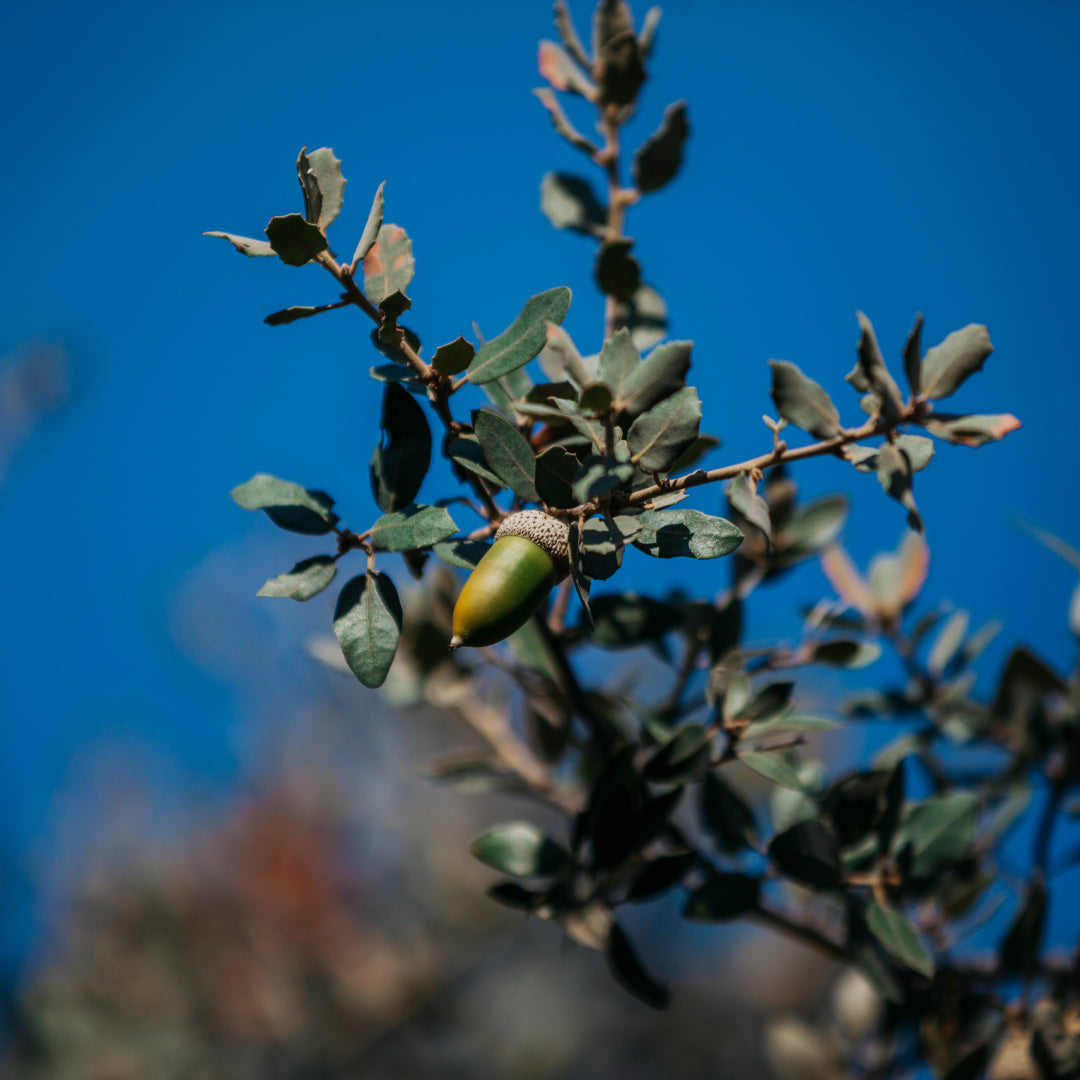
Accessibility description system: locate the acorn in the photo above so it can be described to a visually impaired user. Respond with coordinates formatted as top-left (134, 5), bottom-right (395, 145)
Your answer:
top-left (450, 510), bottom-right (570, 649)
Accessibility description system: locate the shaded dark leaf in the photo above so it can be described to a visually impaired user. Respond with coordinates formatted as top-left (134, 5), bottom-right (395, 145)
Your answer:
top-left (700, 771), bottom-right (758, 854)
top-left (769, 821), bottom-right (842, 889)
top-left (606, 923), bottom-right (670, 1009)
top-left (264, 212), bottom-right (328, 267)
top-left (643, 723), bottom-right (711, 784)
top-left (535, 444), bottom-right (581, 508)
top-left (999, 878), bottom-right (1046, 975)
top-left (683, 873), bottom-right (760, 921)
top-left (627, 851), bottom-right (696, 901)
top-left (595, 238), bottom-right (642, 301)
top-left (589, 592), bottom-right (682, 646)
top-left (264, 301), bottom-right (347, 326)
top-left (540, 172), bottom-right (606, 234)
top-left (634, 101), bottom-right (689, 193)
top-left (370, 382), bottom-right (432, 512)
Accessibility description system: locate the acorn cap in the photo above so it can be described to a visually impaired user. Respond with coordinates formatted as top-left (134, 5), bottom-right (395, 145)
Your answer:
top-left (495, 510), bottom-right (571, 577)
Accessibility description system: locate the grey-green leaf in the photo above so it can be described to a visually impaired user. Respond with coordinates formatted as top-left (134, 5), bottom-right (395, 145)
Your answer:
top-left (634, 508), bottom-right (743, 560)
top-left (615, 339), bottom-right (691, 417)
top-left (301, 147), bottom-right (346, 229)
top-left (433, 539), bottom-right (492, 570)
top-left (333, 571), bottom-right (403, 688)
top-left (264, 213), bottom-right (329, 267)
top-left (894, 793), bottom-right (978, 880)
top-left (769, 360), bottom-right (842, 438)
top-left (230, 473), bottom-right (338, 534)
top-left (351, 180), bottom-right (385, 271)
top-left (727, 472), bottom-right (773, 542)
top-left (473, 409), bottom-right (539, 502)
top-left (877, 441), bottom-right (922, 532)
top-left (470, 821), bottom-right (573, 877)
top-left (865, 900), bottom-right (934, 977)
top-left (447, 434), bottom-right (505, 489)
top-left (738, 750), bottom-right (804, 792)
top-left (203, 231), bottom-right (275, 257)
top-left (467, 287), bottom-right (572, 385)
top-left (363, 223), bottom-right (414, 304)
top-left (369, 504), bottom-right (458, 552)
top-left (920, 324), bottom-right (993, 401)
top-left (634, 101), bottom-right (689, 193)
top-left (855, 312), bottom-right (904, 424)
top-left (257, 556), bottom-right (338, 601)
top-left (626, 385), bottom-right (701, 471)
top-left (540, 172), bottom-right (606, 235)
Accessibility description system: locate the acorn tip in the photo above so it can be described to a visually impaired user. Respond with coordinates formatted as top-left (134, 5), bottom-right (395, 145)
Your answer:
top-left (449, 635), bottom-right (463, 651)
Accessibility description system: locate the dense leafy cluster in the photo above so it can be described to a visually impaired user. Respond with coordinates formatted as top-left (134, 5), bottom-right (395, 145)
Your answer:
top-left (198, 3), bottom-right (1080, 1077)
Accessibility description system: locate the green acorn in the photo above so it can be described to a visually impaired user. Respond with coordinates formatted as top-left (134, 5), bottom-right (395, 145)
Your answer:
top-left (450, 510), bottom-right (570, 650)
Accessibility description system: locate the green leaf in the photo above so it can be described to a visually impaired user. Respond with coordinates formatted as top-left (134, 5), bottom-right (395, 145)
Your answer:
top-left (634, 508), bottom-right (743, 560)
top-left (370, 382), bottom-right (432, 512)
top-left (433, 538), bottom-right (491, 570)
top-left (777, 495), bottom-right (848, 560)
top-left (473, 409), bottom-right (539, 502)
top-left (333, 571), bottom-right (402, 688)
top-left (589, 592), bottom-right (682, 646)
top-left (554, 0), bottom-right (591, 67)
top-left (877, 441), bottom-right (922, 532)
top-left (369, 504), bottom-right (458, 552)
top-left (615, 339), bottom-right (691, 418)
top-left (643, 723), bottom-right (711, 784)
top-left (745, 714), bottom-right (841, 738)
top-left (626, 385), bottom-right (701, 471)
top-left (768, 360), bottom-right (842, 438)
top-left (768, 821), bottom-right (843, 889)
top-left (540, 171), bottom-right (606, 235)
top-left (230, 473), bottom-right (338, 534)
top-left (535, 445), bottom-right (580, 508)
top-left (738, 750), bottom-right (804, 792)
top-left (633, 100), bottom-right (689, 193)
top-left (431, 335), bottom-right (476, 376)
top-left (894, 793), bottom-right (977, 880)
top-left (447, 434), bottom-right (505, 489)
top-left (595, 327), bottom-right (641, 399)
top-left (203, 231), bottom-right (275, 256)
top-left (350, 180), bottom-right (385, 270)
top-left (605, 923), bottom-right (670, 1010)
top-left (927, 610), bottom-right (969, 677)
top-left (257, 555), bottom-right (337, 601)
top-left (683, 873), bottom-right (760, 922)
top-left (700, 771), bottom-right (758, 854)
top-left (920, 324), bottom-right (993, 401)
top-left (628, 852), bottom-right (696, 902)
top-left (263, 301), bottom-right (347, 326)
top-left (470, 821), bottom-right (573, 877)
top-left (853, 312), bottom-right (904, 424)
top-left (903, 312), bottom-right (923, 396)
top-left (727, 472), bottom-right (773, 542)
top-left (362, 223), bottom-right (414, 304)
top-left (467, 287), bottom-right (572, 385)
top-left (922, 412), bottom-right (1021, 447)
top-left (865, 900), bottom-right (934, 977)
top-left (812, 639), bottom-right (882, 669)
top-left (299, 146), bottom-right (346, 229)
top-left (264, 213), bottom-right (328, 266)
top-left (579, 517), bottom-right (627, 580)
top-left (595, 239), bottom-right (641, 301)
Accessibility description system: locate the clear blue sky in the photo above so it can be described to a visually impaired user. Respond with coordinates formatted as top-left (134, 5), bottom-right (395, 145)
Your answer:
top-left (2, 1), bottom-right (1080, 964)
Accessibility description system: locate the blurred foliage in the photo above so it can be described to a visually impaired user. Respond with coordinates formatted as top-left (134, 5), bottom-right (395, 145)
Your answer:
top-left (9, 2), bottom-right (1077, 1078)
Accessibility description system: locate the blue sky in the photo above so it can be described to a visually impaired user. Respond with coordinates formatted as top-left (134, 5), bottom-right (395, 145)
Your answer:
top-left (2, 0), bottom-right (1080, 966)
